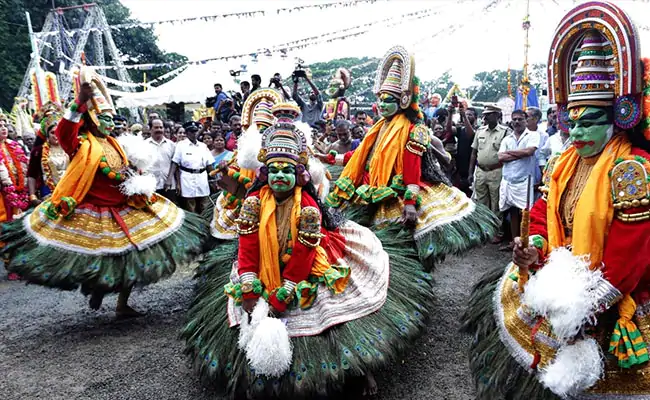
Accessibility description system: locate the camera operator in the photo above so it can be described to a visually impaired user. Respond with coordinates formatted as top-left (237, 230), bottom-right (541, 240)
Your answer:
top-left (292, 67), bottom-right (323, 127)
top-left (240, 81), bottom-right (251, 103)
top-left (232, 92), bottom-right (244, 114)
top-left (268, 73), bottom-right (291, 100)
top-left (251, 74), bottom-right (262, 93)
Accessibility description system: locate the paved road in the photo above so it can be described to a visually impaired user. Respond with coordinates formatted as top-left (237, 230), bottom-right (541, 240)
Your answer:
top-left (0, 245), bottom-right (508, 400)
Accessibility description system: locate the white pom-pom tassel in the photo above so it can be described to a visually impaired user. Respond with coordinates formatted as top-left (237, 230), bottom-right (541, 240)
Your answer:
top-left (522, 248), bottom-right (602, 340)
top-left (308, 158), bottom-right (330, 202)
top-left (246, 317), bottom-right (293, 378)
top-left (120, 173), bottom-right (157, 197)
top-left (237, 308), bottom-right (253, 350)
top-left (243, 299), bottom-right (293, 378)
top-left (238, 298), bottom-right (265, 350)
top-left (236, 125), bottom-right (263, 170)
top-left (117, 134), bottom-right (158, 173)
top-left (539, 338), bottom-right (603, 398)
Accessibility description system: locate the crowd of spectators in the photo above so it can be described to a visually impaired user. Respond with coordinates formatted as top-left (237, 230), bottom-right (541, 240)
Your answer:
top-left (424, 97), bottom-right (559, 250)
top-left (5, 71), bottom-right (561, 238)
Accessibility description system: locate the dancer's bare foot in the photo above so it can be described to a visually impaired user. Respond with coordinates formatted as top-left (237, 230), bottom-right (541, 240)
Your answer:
top-left (89, 291), bottom-right (104, 310)
top-left (115, 285), bottom-right (142, 318)
top-left (115, 305), bottom-right (144, 319)
top-left (362, 371), bottom-right (378, 397)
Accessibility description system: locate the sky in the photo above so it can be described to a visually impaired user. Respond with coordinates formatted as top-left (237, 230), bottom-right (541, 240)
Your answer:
top-left (120, 0), bottom-right (650, 88)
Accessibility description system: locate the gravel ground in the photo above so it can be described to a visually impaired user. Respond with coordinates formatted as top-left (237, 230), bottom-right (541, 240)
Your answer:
top-left (0, 244), bottom-right (508, 400)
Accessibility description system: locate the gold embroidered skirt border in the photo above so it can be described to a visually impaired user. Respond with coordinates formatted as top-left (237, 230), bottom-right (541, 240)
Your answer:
top-left (210, 192), bottom-right (239, 240)
top-left (26, 196), bottom-right (184, 255)
top-left (372, 183), bottom-right (473, 239)
top-left (494, 263), bottom-right (650, 398)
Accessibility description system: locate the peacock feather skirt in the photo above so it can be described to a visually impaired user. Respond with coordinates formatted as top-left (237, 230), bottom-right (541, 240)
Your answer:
top-left (182, 220), bottom-right (434, 399)
top-left (1, 196), bottom-right (208, 295)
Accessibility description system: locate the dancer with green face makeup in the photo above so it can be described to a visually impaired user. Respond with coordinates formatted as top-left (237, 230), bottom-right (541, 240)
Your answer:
top-left (462, 3), bottom-right (650, 398)
top-left (322, 46), bottom-right (499, 270)
top-left (183, 102), bottom-right (434, 398)
top-left (378, 93), bottom-right (400, 118)
top-left (267, 162), bottom-right (296, 193)
top-left (96, 113), bottom-right (115, 137)
top-left (322, 67), bottom-right (351, 123)
top-left (1, 66), bottom-right (208, 318)
top-left (567, 106), bottom-right (614, 158)
top-left (207, 88), bottom-right (331, 241)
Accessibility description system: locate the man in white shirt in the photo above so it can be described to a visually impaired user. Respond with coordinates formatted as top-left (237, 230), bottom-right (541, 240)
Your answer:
top-left (525, 107), bottom-right (551, 184)
top-left (498, 109), bottom-right (540, 246)
top-left (549, 128), bottom-right (571, 154)
top-left (167, 121), bottom-right (214, 214)
top-left (146, 118), bottom-right (177, 203)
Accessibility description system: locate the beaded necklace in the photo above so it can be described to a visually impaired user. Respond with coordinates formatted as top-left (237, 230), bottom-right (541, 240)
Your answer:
top-left (560, 155), bottom-right (598, 238)
top-left (96, 137), bottom-right (125, 181)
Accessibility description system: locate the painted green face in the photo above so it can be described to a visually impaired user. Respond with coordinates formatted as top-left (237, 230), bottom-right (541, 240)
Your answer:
top-left (567, 106), bottom-right (613, 158)
top-left (378, 93), bottom-right (399, 118)
top-left (326, 81), bottom-right (340, 97)
top-left (97, 112), bottom-right (115, 137)
top-left (268, 162), bottom-right (296, 193)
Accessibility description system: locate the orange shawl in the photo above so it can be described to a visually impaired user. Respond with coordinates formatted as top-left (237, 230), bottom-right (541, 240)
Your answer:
top-left (257, 186), bottom-right (343, 293)
top-left (258, 186), bottom-right (302, 291)
top-left (333, 113), bottom-right (411, 190)
top-left (50, 132), bottom-right (128, 211)
top-left (546, 134), bottom-right (631, 268)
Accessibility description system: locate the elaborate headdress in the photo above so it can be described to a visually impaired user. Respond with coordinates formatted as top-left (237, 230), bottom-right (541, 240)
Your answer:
top-left (257, 103), bottom-right (311, 185)
top-left (40, 111), bottom-right (62, 139)
top-left (29, 72), bottom-right (63, 140)
top-left (31, 70), bottom-right (62, 119)
top-left (548, 1), bottom-right (642, 132)
top-left (241, 88), bottom-right (284, 130)
top-left (373, 46), bottom-right (423, 119)
top-left (258, 103), bottom-right (307, 166)
top-left (72, 66), bottom-right (116, 126)
top-left (329, 68), bottom-right (352, 91)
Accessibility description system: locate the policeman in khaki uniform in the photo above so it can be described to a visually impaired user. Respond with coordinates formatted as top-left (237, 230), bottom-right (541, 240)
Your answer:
top-left (469, 104), bottom-right (509, 242)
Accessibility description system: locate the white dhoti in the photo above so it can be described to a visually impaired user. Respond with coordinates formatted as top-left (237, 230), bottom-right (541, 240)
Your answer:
top-left (499, 178), bottom-right (533, 211)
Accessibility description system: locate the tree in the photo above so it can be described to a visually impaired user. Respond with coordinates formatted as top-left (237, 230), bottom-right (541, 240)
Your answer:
top-left (467, 69), bottom-right (510, 102)
top-left (0, 0), bottom-right (186, 110)
top-left (291, 59), bottom-right (461, 109)
top-left (467, 63), bottom-right (547, 103)
top-left (420, 71), bottom-right (454, 100)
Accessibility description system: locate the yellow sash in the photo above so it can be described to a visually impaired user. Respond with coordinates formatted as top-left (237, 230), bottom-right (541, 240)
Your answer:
top-left (258, 186), bottom-right (302, 291)
top-left (50, 132), bottom-right (128, 210)
top-left (546, 134), bottom-right (631, 268)
top-left (333, 113), bottom-right (411, 191)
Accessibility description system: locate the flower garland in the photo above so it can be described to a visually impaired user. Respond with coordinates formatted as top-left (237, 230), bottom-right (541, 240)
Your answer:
top-left (0, 141), bottom-right (29, 211)
top-left (41, 142), bottom-right (56, 191)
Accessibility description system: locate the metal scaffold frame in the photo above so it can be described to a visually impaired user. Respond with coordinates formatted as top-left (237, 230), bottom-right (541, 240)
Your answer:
top-left (17, 3), bottom-right (135, 104)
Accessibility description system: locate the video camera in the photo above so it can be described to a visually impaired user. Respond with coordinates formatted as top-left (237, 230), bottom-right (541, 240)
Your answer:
top-left (291, 59), bottom-right (308, 82)
top-left (269, 73), bottom-right (282, 88)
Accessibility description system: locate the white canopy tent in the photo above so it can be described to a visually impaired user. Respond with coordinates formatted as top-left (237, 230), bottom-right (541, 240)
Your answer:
top-left (113, 58), bottom-right (295, 108)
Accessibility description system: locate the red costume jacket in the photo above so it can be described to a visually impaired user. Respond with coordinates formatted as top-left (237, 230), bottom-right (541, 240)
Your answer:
top-left (530, 147), bottom-right (650, 300)
top-left (237, 190), bottom-right (345, 312)
top-left (55, 116), bottom-right (127, 207)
